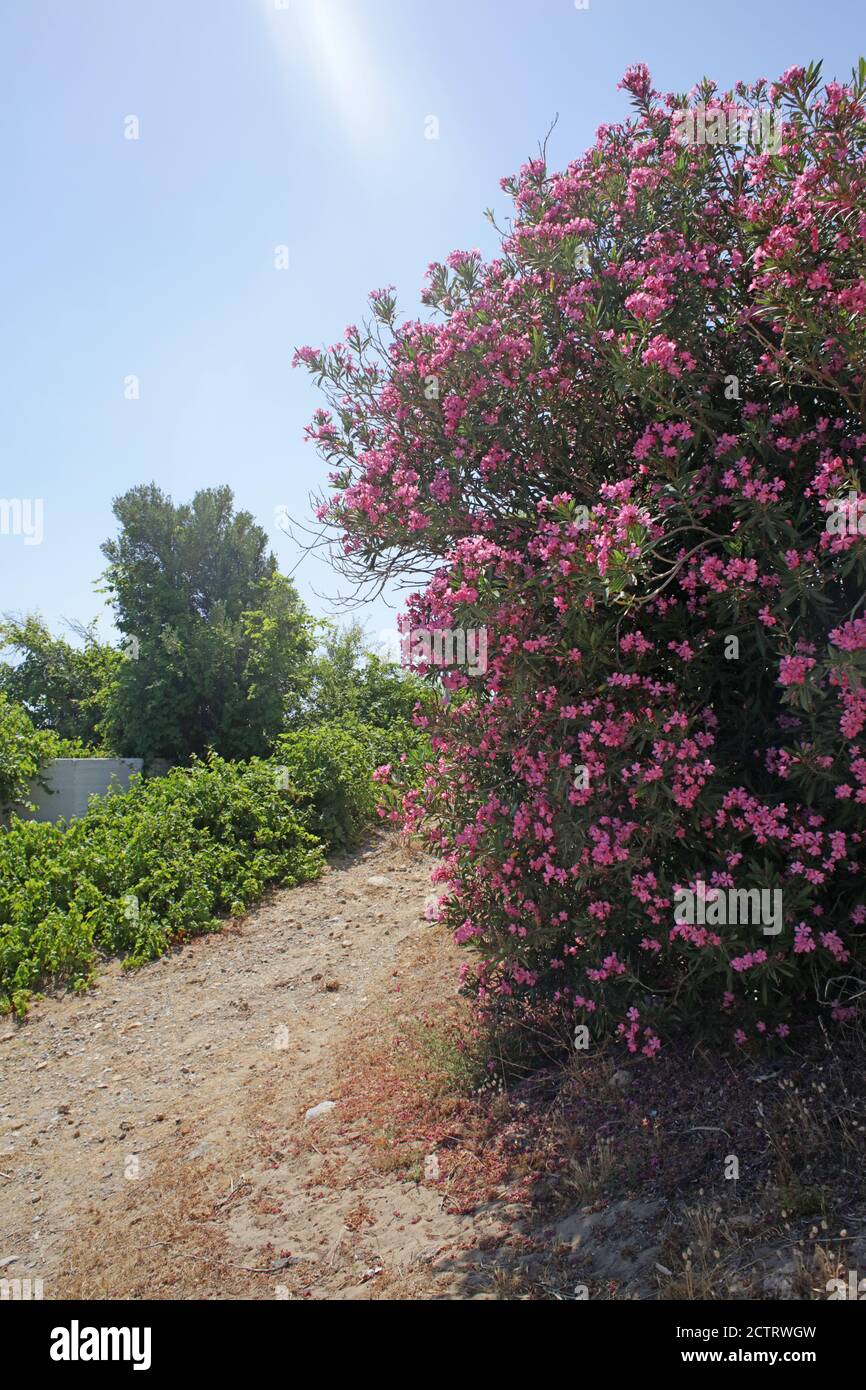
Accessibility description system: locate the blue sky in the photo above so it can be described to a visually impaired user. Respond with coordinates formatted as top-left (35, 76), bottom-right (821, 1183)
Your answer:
top-left (1, 0), bottom-right (862, 652)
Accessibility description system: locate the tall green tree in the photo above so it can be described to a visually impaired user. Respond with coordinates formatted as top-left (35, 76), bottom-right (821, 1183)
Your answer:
top-left (100, 485), bottom-right (315, 762)
top-left (0, 614), bottom-right (120, 746)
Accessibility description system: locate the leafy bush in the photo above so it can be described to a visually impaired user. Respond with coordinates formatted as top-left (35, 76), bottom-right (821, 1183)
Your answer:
top-left (0, 755), bottom-right (324, 1015)
top-left (42, 736), bottom-right (103, 759)
top-left (348, 716), bottom-right (432, 784)
top-left (273, 722), bottom-right (377, 851)
top-left (297, 62), bottom-right (866, 1052)
top-left (297, 621), bottom-right (433, 730)
top-left (0, 693), bottom-right (56, 818)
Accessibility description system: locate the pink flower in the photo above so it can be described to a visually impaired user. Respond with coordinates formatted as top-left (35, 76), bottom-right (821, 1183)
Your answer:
top-left (779, 655), bottom-right (816, 687)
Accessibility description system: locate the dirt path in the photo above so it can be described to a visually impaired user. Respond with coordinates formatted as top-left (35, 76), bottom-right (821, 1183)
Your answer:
top-left (0, 833), bottom-right (511, 1300)
top-left (9, 830), bottom-right (853, 1304)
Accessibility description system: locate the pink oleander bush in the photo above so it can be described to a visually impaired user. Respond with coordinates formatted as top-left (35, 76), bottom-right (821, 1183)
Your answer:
top-left (296, 60), bottom-right (866, 1053)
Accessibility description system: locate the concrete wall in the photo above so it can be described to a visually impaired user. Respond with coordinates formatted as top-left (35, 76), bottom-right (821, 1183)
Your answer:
top-left (20, 758), bottom-right (145, 824)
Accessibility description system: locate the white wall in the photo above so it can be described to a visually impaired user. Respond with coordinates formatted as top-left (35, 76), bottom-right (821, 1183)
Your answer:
top-left (20, 758), bottom-right (144, 823)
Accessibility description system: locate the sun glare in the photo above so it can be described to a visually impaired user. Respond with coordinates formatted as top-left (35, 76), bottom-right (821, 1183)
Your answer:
top-left (260, 0), bottom-right (389, 146)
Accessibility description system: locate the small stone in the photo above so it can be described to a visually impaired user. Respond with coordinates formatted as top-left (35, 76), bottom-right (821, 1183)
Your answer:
top-left (366, 876), bottom-right (391, 889)
top-left (305, 1101), bottom-right (336, 1120)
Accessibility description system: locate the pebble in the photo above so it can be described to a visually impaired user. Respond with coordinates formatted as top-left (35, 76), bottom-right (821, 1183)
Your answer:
top-left (305, 1101), bottom-right (336, 1120)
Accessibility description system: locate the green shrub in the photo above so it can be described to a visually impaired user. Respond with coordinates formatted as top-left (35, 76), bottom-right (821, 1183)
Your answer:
top-left (0, 703), bottom-right (427, 1014)
top-left (297, 622), bottom-right (433, 730)
top-left (275, 716), bottom-right (432, 847)
top-left (0, 754), bottom-right (324, 1015)
top-left (273, 722), bottom-right (378, 851)
top-left (0, 693), bottom-right (57, 818)
top-left (328, 714), bottom-right (431, 783)
top-left (43, 736), bottom-right (104, 758)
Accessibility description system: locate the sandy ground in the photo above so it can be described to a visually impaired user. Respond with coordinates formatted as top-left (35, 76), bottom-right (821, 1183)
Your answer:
top-left (0, 832), bottom-right (514, 1300)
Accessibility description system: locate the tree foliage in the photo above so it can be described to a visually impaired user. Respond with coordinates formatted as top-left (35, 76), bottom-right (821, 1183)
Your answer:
top-left (0, 693), bottom-right (56, 817)
top-left (297, 620), bottom-right (431, 729)
top-left (0, 615), bottom-right (119, 747)
top-left (100, 484), bottom-right (316, 762)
